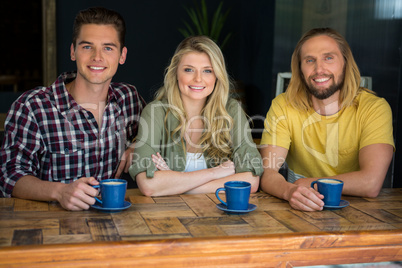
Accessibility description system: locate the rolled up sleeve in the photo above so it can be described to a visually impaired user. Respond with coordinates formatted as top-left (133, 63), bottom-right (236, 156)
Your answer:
top-left (128, 102), bottom-right (165, 179)
top-left (228, 99), bottom-right (263, 176)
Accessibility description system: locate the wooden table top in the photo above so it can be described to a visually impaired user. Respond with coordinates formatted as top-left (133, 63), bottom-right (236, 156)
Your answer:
top-left (1, 188), bottom-right (401, 267)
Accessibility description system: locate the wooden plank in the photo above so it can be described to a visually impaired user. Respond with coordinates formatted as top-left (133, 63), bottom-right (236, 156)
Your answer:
top-left (137, 203), bottom-right (196, 218)
top-left (42, 228), bottom-right (59, 236)
top-left (13, 199), bottom-right (49, 211)
top-left (128, 195), bottom-right (155, 204)
top-left (388, 209), bottom-right (402, 218)
top-left (180, 216), bottom-right (246, 226)
top-left (186, 225), bottom-right (227, 237)
top-left (392, 223), bottom-right (402, 229)
top-left (48, 201), bottom-right (66, 211)
top-left (145, 217), bottom-right (189, 235)
top-left (0, 219), bottom-right (59, 229)
top-left (292, 209), bottom-right (352, 229)
top-left (180, 194), bottom-right (224, 217)
top-left (0, 210), bottom-right (106, 221)
top-left (43, 234), bottom-right (92, 245)
top-left (335, 206), bottom-right (387, 223)
top-left (357, 209), bottom-right (402, 223)
top-left (0, 198), bottom-right (13, 211)
top-left (267, 210), bottom-right (322, 232)
top-left (365, 188), bottom-right (402, 201)
top-left (329, 223), bottom-right (397, 232)
top-left (112, 211), bottom-right (152, 236)
top-left (126, 188), bottom-right (142, 196)
top-left (87, 219), bottom-right (120, 241)
top-left (0, 230), bottom-right (401, 267)
top-left (0, 246), bottom-right (398, 268)
top-left (253, 198), bottom-right (291, 210)
top-left (122, 233), bottom-right (192, 241)
top-left (0, 228), bottom-right (13, 246)
top-left (242, 211), bottom-right (292, 229)
top-left (294, 208), bottom-right (396, 231)
top-left (11, 229), bottom-right (42, 246)
top-left (352, 201), bottom-right (402, 210)
top-left (220, 225), bottom-right (292, 236)
top-left (153, 196), bottom-right (184, 203)
top-left (60, 218), bottom-right (89, 235)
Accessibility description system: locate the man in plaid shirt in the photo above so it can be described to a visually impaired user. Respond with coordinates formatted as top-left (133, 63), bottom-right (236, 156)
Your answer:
top-left (0, 7), bottom-right (145, 210)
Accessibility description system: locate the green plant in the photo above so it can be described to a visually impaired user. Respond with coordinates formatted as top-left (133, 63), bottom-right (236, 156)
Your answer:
top-left (179, 0), bottom-right (232, 50)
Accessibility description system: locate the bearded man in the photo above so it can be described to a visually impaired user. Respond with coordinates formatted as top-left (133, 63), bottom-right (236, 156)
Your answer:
top-left (260, 28), bottom-right (394, 211)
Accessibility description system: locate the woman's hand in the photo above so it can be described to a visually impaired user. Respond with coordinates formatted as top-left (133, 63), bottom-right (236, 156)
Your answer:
top-left (152, 152), bottom-right (171, 171)
top-left (212, 160), bottom-right (235, 179)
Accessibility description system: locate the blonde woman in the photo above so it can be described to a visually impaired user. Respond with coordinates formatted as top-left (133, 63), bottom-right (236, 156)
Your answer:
top-left (129, 36), bottom-right (262, 196)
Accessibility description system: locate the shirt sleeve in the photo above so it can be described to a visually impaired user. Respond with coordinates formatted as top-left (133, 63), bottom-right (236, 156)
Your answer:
top-left (128, 102), bottom-right (165, 179)
top-left (0, 101), bottom-right (42, 197)
top-left (125, 85), bottom-right (146, 146)
top-left (359, 96), bottom-right (395, 150)
top-left (228, 99), bottom-right (263, 176)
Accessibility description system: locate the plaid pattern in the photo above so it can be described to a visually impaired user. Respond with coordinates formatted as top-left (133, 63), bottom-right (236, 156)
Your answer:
top-left (0, 71), bottom-right (145, 197)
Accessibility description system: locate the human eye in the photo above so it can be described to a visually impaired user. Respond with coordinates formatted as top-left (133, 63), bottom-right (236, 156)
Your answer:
top-left (305, 58), bottom-right (314, 64)
top-left (104, 46), bottom-right (113, 51)
top-left (184, 68), bottom-right (193, 72)
top-left (325, 55), bottom-right (334, 61)
top-left (83, 45), bottom-right (91, 50)
top-left (204, 69), bottom-right (213, 74)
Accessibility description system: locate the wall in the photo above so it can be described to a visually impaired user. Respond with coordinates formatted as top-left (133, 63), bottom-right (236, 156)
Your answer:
top-left (56, 0), bottom-right (275, 121)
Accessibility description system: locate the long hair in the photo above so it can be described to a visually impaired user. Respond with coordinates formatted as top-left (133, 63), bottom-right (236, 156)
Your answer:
top-left (72, 7), bottom-right (126, 52)
top-left (286, 28), bottom-right (371, 111)
top-left (156, 36), bottom-right (233, 163)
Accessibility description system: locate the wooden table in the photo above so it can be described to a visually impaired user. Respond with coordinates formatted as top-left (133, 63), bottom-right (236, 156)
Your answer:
top-left (0, 188), bottom-right (401, 267)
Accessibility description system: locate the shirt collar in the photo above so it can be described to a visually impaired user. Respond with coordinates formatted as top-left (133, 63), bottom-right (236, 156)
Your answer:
top-left (52, 71), bottom-right (79, 116)
top-left (52, 71), bottom-right (119, 115)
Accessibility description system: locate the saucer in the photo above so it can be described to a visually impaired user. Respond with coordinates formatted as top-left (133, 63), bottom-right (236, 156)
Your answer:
top-left (216, 203), bottom-right (257, 214)
top-left (91, 201), bottom-right (131, 213)
top-left (323, 200), bottom-right (350, 210)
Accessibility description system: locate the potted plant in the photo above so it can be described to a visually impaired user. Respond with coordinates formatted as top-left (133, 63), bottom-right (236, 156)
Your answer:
top-left (179, 0), bottom-right (232, 50)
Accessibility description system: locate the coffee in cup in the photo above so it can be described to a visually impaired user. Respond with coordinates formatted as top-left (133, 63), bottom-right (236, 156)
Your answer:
top-left (93, 179), bottom-right (127, 208)
top-left (102, 181), bottom-right (125, 185)
top-left (215, 181), bottom-right (251, 210)
top-left (311, 178), bottom-right (344, 206)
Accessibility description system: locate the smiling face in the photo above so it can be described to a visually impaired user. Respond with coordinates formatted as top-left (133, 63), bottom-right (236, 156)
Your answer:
top-left (70, 24), bottom-right (127, 86)
top-left (300, 35), bottom-right (345, 100)
top-left (177, 52), bottom-right (217, 105)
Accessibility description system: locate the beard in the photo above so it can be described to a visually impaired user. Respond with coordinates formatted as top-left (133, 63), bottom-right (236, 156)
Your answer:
top-left (303, 72), bottom-right (345, 100)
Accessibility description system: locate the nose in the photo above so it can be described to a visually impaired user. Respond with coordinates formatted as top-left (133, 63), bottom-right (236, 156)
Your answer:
top-left (315, 60), bottom-right (325, 73)
top-left (194, 70), bottom-right (202, 82)
top-left (92, 48), bottom-right (103, 61)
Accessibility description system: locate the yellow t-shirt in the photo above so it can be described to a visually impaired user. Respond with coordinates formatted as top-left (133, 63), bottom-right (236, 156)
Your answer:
top-left (260, 91), bottom-right (395, 181)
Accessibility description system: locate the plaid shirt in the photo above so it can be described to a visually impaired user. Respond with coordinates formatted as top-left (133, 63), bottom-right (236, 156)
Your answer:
top-left (0, 71), bottom-right (145, 197)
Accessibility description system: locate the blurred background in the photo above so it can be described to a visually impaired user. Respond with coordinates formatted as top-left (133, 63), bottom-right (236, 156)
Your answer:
top-left (0, 0), bottom-right (401, 187)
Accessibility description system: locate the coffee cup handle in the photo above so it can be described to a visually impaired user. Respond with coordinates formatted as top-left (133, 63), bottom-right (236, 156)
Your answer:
top-left (215, 187), bottom-right (227, 207)
top-left (310, 181), bottom-right (318, 189)
top-left (92, 185), bottom-right (102, 205)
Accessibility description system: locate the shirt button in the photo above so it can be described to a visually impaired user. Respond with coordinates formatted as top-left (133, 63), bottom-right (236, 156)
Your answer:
top-left (64, 148), bottom-right (69, 154)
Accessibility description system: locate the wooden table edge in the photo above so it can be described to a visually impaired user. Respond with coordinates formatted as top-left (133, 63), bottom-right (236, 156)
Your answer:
top-left (1, 229), bottom-right (401, 267)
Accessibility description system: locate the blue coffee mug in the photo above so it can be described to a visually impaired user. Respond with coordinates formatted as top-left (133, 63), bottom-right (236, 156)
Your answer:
top-left (92, 179), bottom-right (127, 208)
top-left (215, 181), bottom-right (251, 210)
top-left (311, 178), bottom-right (344, 206)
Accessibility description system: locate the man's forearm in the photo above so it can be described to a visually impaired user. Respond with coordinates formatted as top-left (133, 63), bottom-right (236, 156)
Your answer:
top-left (12, 175), bottom-right (64, 201)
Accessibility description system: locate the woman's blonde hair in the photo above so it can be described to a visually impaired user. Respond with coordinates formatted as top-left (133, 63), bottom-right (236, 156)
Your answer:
top-left (286, 28), bottom-right (373, 111)
top-left (155, 36), bottom-right (233, 163)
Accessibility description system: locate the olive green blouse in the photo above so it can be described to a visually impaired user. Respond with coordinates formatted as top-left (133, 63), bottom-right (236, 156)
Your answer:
top-left (129, 98), bottom-right (263, 179)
